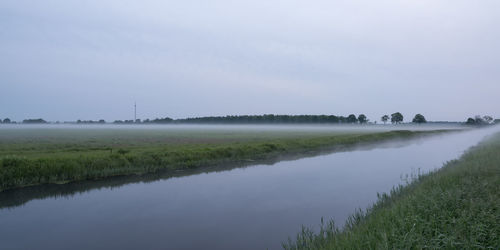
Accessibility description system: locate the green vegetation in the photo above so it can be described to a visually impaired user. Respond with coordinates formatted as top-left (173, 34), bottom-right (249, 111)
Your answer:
top-left (466, 115), bottom-right (495, 126)
top-left (0, 118), bottom-right (11, 124)
top-left (391, 112), bottom-right (404, 124)
top-left (412, 113), bottom-right (427, 124)
top-left (120, 114), bottom-right (368, 124)
top-left (346, 114), bottom-right (357, 123)
top-left (357, 114), bottom-right (367, 124)
top-left (284, 132), bottom-right (500, 249)
top-left (22, 118), bottom-right (47, 124)
top-left (381, 115), bottom-right (389, 124)
top-left (0, 128), bottom-right (449, 191)
top-left (77, 119), bottom-right (106, 124)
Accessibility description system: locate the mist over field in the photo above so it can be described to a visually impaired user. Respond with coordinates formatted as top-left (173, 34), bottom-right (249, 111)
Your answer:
top-left (0, 123), bottom-right (465, 132)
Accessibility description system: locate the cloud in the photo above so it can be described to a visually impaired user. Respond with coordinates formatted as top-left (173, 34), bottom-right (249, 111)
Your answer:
top-left (1, 0), bottom-right (499, 121)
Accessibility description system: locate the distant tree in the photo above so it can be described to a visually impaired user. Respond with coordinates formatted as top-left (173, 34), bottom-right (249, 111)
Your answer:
top-left (465, 115), bottom-right (495, 125)
top-left (173, 114), bottom-right (353, 124)
top-left (23, 118), bottom-right (47, 124)
top-left (358, 114), bottom-right (368, 124)
top-left (466, 117), bottom-right (476, 125)
top-left (77, 119), bottom-right (82, 124)
top-left (483, 116), bottom-right (493, 124)
top-left (3, 118), bottom-right (11, 123)
top-left (412, 114), bottom-right (427, 124)
top-left (347, 114), bottom-right (358, 123)
top-left (150, 117), bottom-right (173, 124)
top-left (99, 119), bottom-right (106, 124)
top-left (474, 115), bottom-right (484, 125)
top-left (391, 112), bottom-right (404, 124)
top-left (381, 115), bottom-right (389, 124)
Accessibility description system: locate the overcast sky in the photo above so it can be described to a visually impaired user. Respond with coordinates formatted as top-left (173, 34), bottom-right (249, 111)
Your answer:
top-left (1, 0), bottom-right (499, 122)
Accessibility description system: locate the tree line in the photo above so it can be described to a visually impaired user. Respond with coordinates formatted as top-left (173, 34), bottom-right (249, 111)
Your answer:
top-left (379, 113), bottom-right (427, 124)
top-left (465, 115), bottom-right (494, 125)
top-left (77, 119), bottom-right (106, 124)
top-left (172, 114), bottom-right (370, 124)
top-left (0, 118), bottom-right (47, 124)
top-left (113, 114), bottom-right (371, 124)
top-left (1, 114), bottom-right (496, 125)
top-left (113, 113), bottom-right (424, 124)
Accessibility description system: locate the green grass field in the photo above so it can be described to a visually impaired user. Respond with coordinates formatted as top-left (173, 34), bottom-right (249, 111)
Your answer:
top-left (0, 125), bottom-right (451, 191)
top-left (284, 132), bottom-right (500, 249)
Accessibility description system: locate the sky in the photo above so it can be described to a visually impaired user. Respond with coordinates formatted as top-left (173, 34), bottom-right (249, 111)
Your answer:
top-left (1, 0), bottom-right (499, 122)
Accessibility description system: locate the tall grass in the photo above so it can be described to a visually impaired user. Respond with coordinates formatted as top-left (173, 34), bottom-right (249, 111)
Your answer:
top-left (284, 132), bottom-right (500, 249)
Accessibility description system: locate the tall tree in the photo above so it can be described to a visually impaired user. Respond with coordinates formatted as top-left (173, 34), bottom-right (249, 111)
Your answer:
top-left (483, 115), bottom-right (493, 124)
top-left (474, 115), bottom-right (484, 125)
top-left (381, 115), bottom-right (389, 124)
top-left (412, 114), bottom-right (427, 124)
top-left (391, 112), bottom-right (404, 124)
top-left (466, 117), bottom-right (476, 125)
top-left (358, 114), bottom-right (368, 124)
top-left (347, 114), bottom-right (358, 123)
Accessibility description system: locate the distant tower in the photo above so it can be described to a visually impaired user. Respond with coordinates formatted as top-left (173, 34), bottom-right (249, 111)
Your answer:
top-left (134, 102), bottom-right (137, 122)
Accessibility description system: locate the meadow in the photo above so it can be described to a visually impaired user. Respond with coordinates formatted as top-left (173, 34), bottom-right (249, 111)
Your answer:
top-left (284, 131), bottom-right (500, 249)
top-left (0, 125), bottom-right (454, 191)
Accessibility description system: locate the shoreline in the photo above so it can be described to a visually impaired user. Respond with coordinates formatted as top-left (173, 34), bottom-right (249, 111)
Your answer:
top-left (284, 131), bottom-right (500, 249)
top-left (0, 130), bottom-right (453, 192)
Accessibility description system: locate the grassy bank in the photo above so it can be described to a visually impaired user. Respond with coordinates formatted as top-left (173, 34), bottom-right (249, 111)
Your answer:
top-left (0, 127), bottom-right (448, 191)
top-left (284, 132), bottom-right (500, 249)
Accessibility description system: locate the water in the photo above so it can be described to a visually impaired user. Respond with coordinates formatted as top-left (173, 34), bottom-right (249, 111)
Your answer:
top-left (0, 127), bottom-right (498, 250)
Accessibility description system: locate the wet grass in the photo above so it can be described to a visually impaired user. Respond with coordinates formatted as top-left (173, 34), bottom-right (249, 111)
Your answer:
top-left (284, 132), bottom-right (500, 249)
top-left (0, 127), bottom-right (449, 191)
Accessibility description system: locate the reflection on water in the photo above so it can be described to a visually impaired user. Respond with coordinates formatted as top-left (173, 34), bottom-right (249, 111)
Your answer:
top-left (0, 127), bottom-right (498, 250)
top-left (0, 134), bottom-right (429, 210)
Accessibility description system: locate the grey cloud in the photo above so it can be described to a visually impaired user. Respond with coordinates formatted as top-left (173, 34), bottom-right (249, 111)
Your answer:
top-left (1, 0), bottom-right (499, 121)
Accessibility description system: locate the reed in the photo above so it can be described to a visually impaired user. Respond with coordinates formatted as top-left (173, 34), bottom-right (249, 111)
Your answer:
top-left (283, 132), bottom-right (500, 249)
